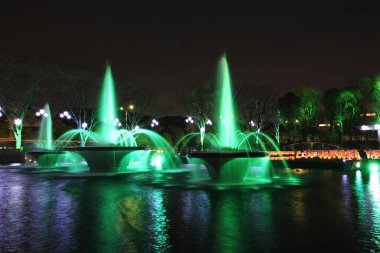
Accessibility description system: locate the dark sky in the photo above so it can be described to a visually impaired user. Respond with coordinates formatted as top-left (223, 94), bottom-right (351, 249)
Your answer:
top-left (1, 1), bottom-right (380, 114)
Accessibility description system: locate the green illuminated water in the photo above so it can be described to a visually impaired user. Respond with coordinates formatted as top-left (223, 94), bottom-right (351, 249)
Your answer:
top-left (55, 129), bottom-right (100, 147)
top-left (98, 65), bottom-right (118, 144)
top-left (216, 54), bottom-right (237, 148)
top-left (37, 104), bottom-right (53, 150)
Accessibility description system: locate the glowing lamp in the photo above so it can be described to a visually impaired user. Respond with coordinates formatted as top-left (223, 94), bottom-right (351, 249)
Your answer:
top-left (14, 118), bottom-right (22, 126)
top-left (361, 125), bottom-right (370, 131)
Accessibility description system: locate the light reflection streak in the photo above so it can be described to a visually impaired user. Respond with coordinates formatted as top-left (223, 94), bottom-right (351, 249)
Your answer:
top-left (369, 170), bottom-right (380, 248)
top-left (148, 190), bottom-right (170, 252)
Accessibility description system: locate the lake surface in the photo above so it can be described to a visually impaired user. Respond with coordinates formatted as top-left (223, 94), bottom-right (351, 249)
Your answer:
top-left (0, 167), bottom-right (379, 253)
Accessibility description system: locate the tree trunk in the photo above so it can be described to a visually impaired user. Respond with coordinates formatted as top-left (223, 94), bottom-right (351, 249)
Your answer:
top-left (15, 133), bottom-right (22, 150)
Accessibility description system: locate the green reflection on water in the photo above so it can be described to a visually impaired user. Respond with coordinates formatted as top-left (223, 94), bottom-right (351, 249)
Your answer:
top-left (215, 194), bottom-right (240, 253)
top-left (354, 169), bottom-right (380, 251)
top-left (369, 170), bottom-right (380, 248)
top-left (148, 190), bottom-right (170, 253)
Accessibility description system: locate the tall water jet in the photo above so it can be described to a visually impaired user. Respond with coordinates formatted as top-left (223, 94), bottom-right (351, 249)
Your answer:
top-left (187, 54), bottom-right (271, 184)
top-left (98, 64), bottom-right (118, 144)
top-left (37, 104), bottom-right (53, 150)
top-left (217, 54), bottom-right (237, 148)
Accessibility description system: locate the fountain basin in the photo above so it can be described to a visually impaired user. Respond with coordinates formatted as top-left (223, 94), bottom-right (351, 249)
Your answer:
top-left (188, 151), bottom-right (269, 182)
top-left (64, 146), bottom-right (151, 172)
top-left (26, 150), bottom-right (71, 168)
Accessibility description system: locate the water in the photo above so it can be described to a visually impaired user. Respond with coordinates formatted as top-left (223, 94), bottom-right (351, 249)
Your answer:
top-left (36, 104), bottom-right (53, 150)
top-left (216, 54), bottom-right (237, 148)
top-left (0, 167), bottom-right (379, 253)
top-left (98, 64), bottom-right (118, 144)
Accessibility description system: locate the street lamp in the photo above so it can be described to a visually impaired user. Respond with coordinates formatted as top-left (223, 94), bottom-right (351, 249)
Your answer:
top-left (113, 118), bottom-right (122, 127)
top-left (14, 118), bottom-right (22, 126)
top-left (36, 109), bottom-right (48, 117)
top-left (185, 116), bottom-right (194, 124)
top-left (60, 111), bottom-right (72, 120)
top-left (151, 118), bottom-right (159, 128)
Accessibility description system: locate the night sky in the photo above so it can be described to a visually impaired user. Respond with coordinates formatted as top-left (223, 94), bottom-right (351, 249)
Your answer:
top-left (1, 1), bottom-right (380, 114)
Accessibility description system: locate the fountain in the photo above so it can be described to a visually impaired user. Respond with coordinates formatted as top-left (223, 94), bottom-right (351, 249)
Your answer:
top-left (26, 58), bottom-right (284, 185)
top-left (26, 104), bottom-right (86, 170)
top-left (27, 64), bottom-right (181, 174)
top-left (186, 54), bottom-right (272, 184)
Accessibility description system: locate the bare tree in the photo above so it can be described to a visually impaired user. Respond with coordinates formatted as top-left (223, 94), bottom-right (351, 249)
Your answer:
top-left (58, 71), bottom-right (99, 146)
top-left (117, 83), bottom-right (160, 130)
top-left (0, 56), bottom-right (38, 149)
top-left (241, 85), bottom-right (278, 132)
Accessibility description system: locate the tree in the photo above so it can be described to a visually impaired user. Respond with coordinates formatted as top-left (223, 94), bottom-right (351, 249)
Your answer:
top-left (298, 87), bottom-right (322, 141)
top-left (242, 85), bottom-right (278, 133)
top-left (323, 88), bottom-right (340, 137)
top-left (118, 83), bottom-right (160, 130)
top-left (273, 109), bottom-right (281, 145)
top-left (278, 92), bottom-right (300, 143)
top-left (182, 82), bottom-right (215, 149)
top-left (59, 71), bottom-right (99, 146)
top-left (0, 56), bottom-right (39, 149)
top-left (373, 75), bottom-right (380, 124)
top-left (335, 89), bottom-right (361, 144)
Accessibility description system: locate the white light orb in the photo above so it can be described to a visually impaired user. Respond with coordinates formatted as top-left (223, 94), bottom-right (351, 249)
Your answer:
top-left (14, 118), bottom-right (22, 126)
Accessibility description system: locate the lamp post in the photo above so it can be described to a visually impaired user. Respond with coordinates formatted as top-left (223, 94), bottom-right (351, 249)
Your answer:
top-left (151, 118), bottom-right (159, 128)
top-left (59, 111), bottom-right (72, 120)
top-left (36, 108), bottom-right (48, 118)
